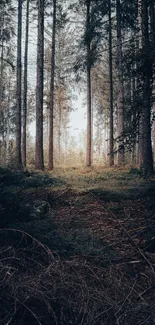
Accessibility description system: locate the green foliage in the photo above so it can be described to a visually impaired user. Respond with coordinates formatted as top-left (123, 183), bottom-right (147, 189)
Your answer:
top-left (0, 168), bottom-right (64, 227)
top-left (73, 0), bottom-right (109, 77)
top-left (120, 0), bottom-right (138, 30)
top-left (0, 167), bottom-right (63, 188)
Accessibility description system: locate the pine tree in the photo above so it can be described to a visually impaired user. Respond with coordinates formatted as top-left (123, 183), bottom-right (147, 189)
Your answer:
top-left (22, 0), bottom-right (30, 168)
top-left (0, 0), bottom-right (15, 165)
top-left (116, 0), bottom-right (124, 165)
top-left (86, 0), bottom-right (92, 167)
top-left (35, 0), bottom-right (44, 170)
top-left (139, 0), bottom-right (153, 174)
top-left (108, 0), bottom-right (114, 166)
top-left (49, 0), bottom-right (56, 170)
top-left (16, 0), bottom-right (22, 168)
top-left (149, 0), bottom-right (155, 165)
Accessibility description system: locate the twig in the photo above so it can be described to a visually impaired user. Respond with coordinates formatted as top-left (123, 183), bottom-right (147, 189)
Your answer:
top-left (115, 279), bottom-right (137, 317)
top-left (88, 190), bottom-right (155, 275)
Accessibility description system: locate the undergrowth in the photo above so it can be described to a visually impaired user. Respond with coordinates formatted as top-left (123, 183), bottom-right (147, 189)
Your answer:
top-left (0, 167), bottom-right (155, 324)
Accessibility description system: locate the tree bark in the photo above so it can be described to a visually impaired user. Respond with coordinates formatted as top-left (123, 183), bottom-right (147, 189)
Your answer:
top-left (58, 86), bottom-right (61, 162)
top-left (22, 0), bottom-right (29, 168)
top-left (16, 0), bottom-right (22, 168)
top-left (49, 0), bottom-right (56, 170)
top-left (86, 0), bottom-right (92, 167)
top-left (149, 0), bottom-right (155, 165)
top-left (116, 0), bottom-right (124, 165)
top-left (108, 0), bottom-right (114, 166)
top-left (6, 76), bottom-right (11, 166)
top-left (0, 6), bottom-right (4, 113)
top-left (35, 0), bottom-right (44, 170)
top-left (138, 0), bottom-right (143, 167)
top-left (140, 0), bottom-right (153, 174)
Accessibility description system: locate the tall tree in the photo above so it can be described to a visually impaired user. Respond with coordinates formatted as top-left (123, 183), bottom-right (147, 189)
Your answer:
top-left (0, 4), bottom-right (5, 113)
top-left (149, 0), bottom-right (155, 165)
top-left (22, 0), bottom-right (30, 168)
top-left (108, 0), bottom-right (114, 166)
top-left (16, 0), bottom-right (22, 167)
top-left (71, 0), bottom-right (108, 167)
top-left (138, 0), bottom-right (143, 167)
top-left (49, 0), bottom-right (56, 170)
top-left (86, 0), bottom-right (92, 167)
top-left (35, 0), bottom-right (44, 170)
top-left (116, 0), bottom-right (124, 165)
top-left (44, 2), bottom-right (71, 166)
top-left (0, 0), bottom-right (15, 111)
top-left (139, 0), bottom-right (153, 174)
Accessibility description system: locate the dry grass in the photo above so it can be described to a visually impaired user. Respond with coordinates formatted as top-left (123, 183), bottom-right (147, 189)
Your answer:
top-left (1, 167), bottom-right (155, 324)
top-left (0, 226), bottom-right (155, 325)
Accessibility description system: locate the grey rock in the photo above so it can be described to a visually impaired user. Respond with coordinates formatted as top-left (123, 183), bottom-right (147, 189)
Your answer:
top-left (30, 200), bottom-right (50, 219)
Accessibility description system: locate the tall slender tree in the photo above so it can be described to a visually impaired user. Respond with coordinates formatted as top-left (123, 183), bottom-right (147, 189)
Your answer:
top-left (49, 0), bottom-right (56, 170)
top-left (149, 0), bottom-right (155, 165)
top-left (16, 0), bottom-right (22, 167)
top-left (35, 0), bottom-right (44, 170)
top-left (22, 0), bottom-right (30, 168)
top-left (116, 0), bottom-right (124, 165)
top-left (0, 0), bottom-right (15, 165)
top-left (86, 0), bottom-right (92, 167)
top-left (0, 5), bottom-right (5, 113)
top-left (139, 0), bottom-right (153, 174)
top-left (108, 0), bottom-right (114, 166)
top-left (0, 0), bottom-right (15, 112)
top-left (138, 0), bottom-right (143, 167)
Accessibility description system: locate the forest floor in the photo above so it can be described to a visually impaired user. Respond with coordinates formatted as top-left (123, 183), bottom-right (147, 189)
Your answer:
top-left (0, 166), bottom-right (155, 324)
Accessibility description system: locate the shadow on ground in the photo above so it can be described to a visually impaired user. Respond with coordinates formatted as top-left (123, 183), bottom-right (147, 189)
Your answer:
top-left (1, 167), bottom-right (155, 324)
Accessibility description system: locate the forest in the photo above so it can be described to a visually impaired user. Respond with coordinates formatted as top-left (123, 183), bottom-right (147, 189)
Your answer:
top-left (0, 0), bottom-right (155, 324)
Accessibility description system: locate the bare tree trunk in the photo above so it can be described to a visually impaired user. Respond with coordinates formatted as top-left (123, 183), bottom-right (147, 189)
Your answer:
top-left (16, 0), bottom-right (22, 168)
top-left (0, 26), bottom-right (4, 165)
top-left (149, 0), bottom-right (155, 165)
top-left (116, 0), bottom-right (124, 165)
top-left (0, 40), bottom-right (4, 129)
top-left (131, 75), bottom-right (136, 165)
top-left (140, 0), bottom-right (153, 174)
top-left (86, 0), bottom-right (92, 167)
top-left (138, 0), bottom-right (144, 167)
top-left (49, 0), bottom-right (56, 170)
top-left (58, 88), bottom-right (61, 162)
top-left (6, 77), bottom-right (11, 166)
top-left (108, 0), bottom-right (114, 166)
top-left (0, 7), bottom-right (4, 114)
top-left (153, 112), bottom-right (155, 165)
top-left (22, 0), bottom-right (30, 168)
top-left (35, 0), bottom-right (44, 170)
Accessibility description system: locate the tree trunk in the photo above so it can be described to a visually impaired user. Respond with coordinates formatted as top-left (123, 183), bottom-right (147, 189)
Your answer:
top-left (138, 0), bottom-right (144, 167)
top-left (86, 0), bottom-right (92, 167)
top-left (140, 0), bottom-right (153, 174)
top-left (35, 0), bottom-right (44, 170)
top-left (108, 0), bottom-right (114, 166)
top-left (116, 0), bottom-right (124, 165)
top-left (0, 37), bottom-right (4, 120)
top-left (22, 0), bottom-right (29, 168)
top-left (16, 0), bottom-right (22, 168)
top-left (0, 7), bottom-right (4, 114)
top-left (49, 0), bottom-right (56, 170)
top-left (149, 0), bottom-right (155, 165)
top-left (58, 88), bottom-right (61, 162)
top-left (131, 75), bottom-right (136, 165)
top-left (6, 77), bottom-right (11, 166)
top-left (0, 25), bottom-right (4, 164)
